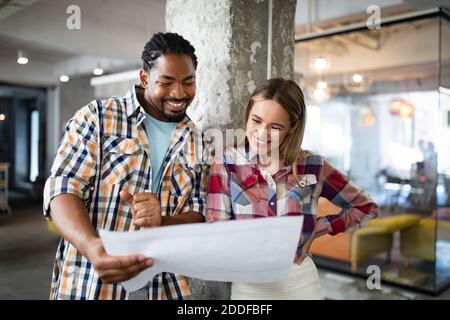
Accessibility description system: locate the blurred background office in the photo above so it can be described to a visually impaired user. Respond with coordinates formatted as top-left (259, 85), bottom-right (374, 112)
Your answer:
top-left (0, 0), bottom-right (449, 299)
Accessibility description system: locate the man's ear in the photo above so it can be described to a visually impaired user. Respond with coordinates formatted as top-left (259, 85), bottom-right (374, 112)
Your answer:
top-left (139, 69), bottom-right (149, 88)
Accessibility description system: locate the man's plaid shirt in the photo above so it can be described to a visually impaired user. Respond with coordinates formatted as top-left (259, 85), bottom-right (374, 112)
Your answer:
top-left (43, 85), bottom-right (211, 300)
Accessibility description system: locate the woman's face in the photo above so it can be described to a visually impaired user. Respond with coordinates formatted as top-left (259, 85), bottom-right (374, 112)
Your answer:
top-left (246, 99), bottom-right (292, 159)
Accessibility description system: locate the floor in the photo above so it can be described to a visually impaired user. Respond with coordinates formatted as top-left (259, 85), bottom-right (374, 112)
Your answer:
top-left (0, 200), bottom-right (57, 299)
top-left (318, 269), bottom-right (450, 300)
top-left (1, 201), bottom-right (449, 300)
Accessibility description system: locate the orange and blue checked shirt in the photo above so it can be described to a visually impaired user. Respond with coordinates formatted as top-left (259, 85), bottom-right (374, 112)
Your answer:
top-left (206, 143), bottom-right (379, 259)
top-left (43, 85), bottom-right (211, 300)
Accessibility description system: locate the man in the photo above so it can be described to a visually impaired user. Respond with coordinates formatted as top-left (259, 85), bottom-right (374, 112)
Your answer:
top-left (43, 32), bottom-right (211, 300)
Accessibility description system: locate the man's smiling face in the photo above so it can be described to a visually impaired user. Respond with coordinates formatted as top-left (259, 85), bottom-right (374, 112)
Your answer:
top-left (141, 53), bottom-right (196, 122)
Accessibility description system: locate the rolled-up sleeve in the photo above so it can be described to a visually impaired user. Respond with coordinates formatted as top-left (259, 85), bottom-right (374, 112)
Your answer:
top-left (315, 159), bottom-right (379, 236)
top-left (206, 154), bottom-right (232, 222)
top-left (43, 102), bottom-right (99, 219)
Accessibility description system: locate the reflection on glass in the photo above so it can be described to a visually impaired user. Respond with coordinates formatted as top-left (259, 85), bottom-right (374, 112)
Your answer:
top-left (436, 17), bottom-right (450, 294)
top-left (297, 15), bottom-right (450, 294)
top-left (29, 110), bottom-right (39, 183)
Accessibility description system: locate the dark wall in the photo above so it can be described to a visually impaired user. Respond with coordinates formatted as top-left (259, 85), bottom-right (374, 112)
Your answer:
top-left (0, 84), bottom-right (47, 195)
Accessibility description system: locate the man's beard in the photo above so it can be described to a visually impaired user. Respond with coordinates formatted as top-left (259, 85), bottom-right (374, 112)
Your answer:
top-left (159, 97), bottom-right (191, 122)
top-left (161, 106), bottom-right (187, 122)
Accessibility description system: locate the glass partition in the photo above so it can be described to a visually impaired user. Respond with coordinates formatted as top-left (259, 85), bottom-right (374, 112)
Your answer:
top-left (436, 14), bottom-right (450, 294)
top-left (296, 11), bottom-right (450, 294)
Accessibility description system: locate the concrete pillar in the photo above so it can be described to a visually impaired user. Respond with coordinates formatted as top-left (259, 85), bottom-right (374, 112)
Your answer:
top-left (166, 0), bottom-right (296, 299)
top-left (166, 0), bottom-right (296, 131)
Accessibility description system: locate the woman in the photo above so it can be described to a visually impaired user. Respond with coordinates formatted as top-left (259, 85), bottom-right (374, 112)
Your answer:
top-left (206, 78), bottom-right (379, 300)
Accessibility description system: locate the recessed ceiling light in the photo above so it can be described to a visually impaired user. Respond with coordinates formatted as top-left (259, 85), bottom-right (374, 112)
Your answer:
top-left (93, 67), bottom-right (104, 76)
top-left (352, 73), bottom-right (363, 83)
top-left (313, 88), bottom-right (329, 101)
top-left (59, 75), bottom-right (70, 83)
top-left (17, 50), bottom-right (29, 65)
top-left (316, 80), bottom-right (328, 90)
top-left (314, 57), bottom-right (329, 72)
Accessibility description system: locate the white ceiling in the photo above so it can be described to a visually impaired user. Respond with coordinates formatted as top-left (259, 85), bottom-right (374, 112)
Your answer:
top-left (295, 0), bottom-right (449, 29)
top-left (1, 0), bottom-right (448, 86)
top-left (295, 0), bottom-right (405, 28)
top-left (0, 0), bottom-right (165, 85)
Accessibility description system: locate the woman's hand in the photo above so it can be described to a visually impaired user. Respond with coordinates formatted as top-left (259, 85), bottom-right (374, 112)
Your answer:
top-left (295, 237), bottom-right (314, 264)
top-left (294, 220), bottom-right (318, 264)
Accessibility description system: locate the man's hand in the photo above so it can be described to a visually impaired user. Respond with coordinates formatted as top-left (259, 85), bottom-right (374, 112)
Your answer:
top-left (49, 193), bottom-right (154, 284)
top-left (120, 190), bottom-right (162, 228)
top-left (85, 238), bottom-right (154, 284)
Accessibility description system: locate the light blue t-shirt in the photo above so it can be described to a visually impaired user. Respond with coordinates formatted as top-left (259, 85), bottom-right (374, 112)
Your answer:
top-left (143, 114), bottom-right (178, 193)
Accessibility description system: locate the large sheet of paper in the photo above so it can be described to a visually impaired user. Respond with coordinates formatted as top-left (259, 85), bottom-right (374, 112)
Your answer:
top-left (100, 216), bottom-right (303, 292)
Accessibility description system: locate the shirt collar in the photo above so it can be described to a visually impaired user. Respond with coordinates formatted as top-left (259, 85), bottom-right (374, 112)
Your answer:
top-left (243, 138), bottom-right (291, 171)
top-left (125, 84), bottom-right (144, 118)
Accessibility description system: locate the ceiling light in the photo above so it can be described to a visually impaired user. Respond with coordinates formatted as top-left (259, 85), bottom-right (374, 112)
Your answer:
top-left (312, 88), bottom-right (330, 102)
top-left (358, 104), bottom-right (376, 127)
top-left (59, 75), bottom-right (70, 83)
top-left (0, 114), bottom-right (5, 121)
top-left (399, 102), bottom-right (414, 120)
top-left (90, 69), bottom-right (140, 86)
top-left (343, 72), bottom-right (372, 93)
top-left (352, 73), bottom-right (363, 83)
top-left (93, 67), bottom-right (104, 76)
top-left (316, 80), bottom-right (328, 90)
top-left (439, 86), bottom-right (450, 95)
top-left (389, 99), bottom-right (415, 120)
top-left (17, 50), bottom-right (28, 65)
top-left (313, 57), bottom-right (329, 72)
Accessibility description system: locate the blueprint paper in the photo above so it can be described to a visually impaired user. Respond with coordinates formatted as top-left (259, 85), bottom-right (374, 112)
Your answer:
top-left (99, 216), bottom-right (303, 292)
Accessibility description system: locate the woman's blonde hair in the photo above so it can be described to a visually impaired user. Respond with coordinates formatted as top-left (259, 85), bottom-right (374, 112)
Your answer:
top-left (244, 78), bottom-right (307, 177)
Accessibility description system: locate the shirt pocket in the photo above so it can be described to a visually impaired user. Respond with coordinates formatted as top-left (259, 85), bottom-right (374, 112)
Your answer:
top-left (287, 173), bottom-right (317, 206)
top-left (101, 136), bottom-right (142, 184)
top-left (230, 171), bottom-right (260, 216)
top-left (175, 149), bottom-right (202, 174)
top-left (167, 151), bottom-right (199, 204)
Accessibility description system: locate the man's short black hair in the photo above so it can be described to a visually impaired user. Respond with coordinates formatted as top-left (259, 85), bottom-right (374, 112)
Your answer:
top-left (141, 32), bottom-right (198, 72)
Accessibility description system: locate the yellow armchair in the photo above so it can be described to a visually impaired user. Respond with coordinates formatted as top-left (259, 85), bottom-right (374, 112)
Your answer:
top-left (351, 225), bottom-right (393, 272)
top-left (311, 198), bottom-right (396, 272)
top-left (400, 218), bottom-right (450, 262)
top-left (311, 198), bottom-right (424, 272)
top-left (47, 220), bottom-right (61, 237)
